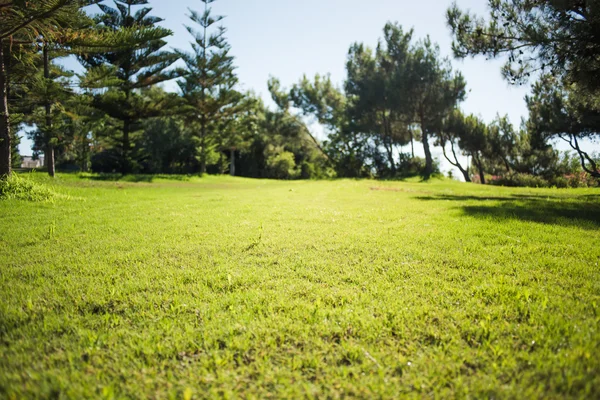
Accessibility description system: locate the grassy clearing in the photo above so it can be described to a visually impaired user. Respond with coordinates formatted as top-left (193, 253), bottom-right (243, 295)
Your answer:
top-left (1, 173), bottom-right (599, 398)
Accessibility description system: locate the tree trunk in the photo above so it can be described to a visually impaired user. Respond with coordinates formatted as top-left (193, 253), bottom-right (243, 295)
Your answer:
top-left (46, 144), bottom-right (55, 176)
top-left (441, 139), bottom-right (471, 182)
top-left (199, 117), bottom-right (207, 175)
top-left (409, 128), bottom-right (415, 159)
top-left (458, 164), bottom-right (470, 182)
top-left (474, 154), bottom-right (485, 184)
top-left (422, 131), bottom-right (433, 178)
top-left (230, 148), bottom-right (235, 176)
top-left (419, 111), bottom-right (433, 178)
top-left (0, 39), bottom-right (11, 177)
top-left (43, 43), bottom-right (55, 177)
top-left (380, 112), bottom-right (396, 174)
top-left (503, 157), bottom-right (511, 173)
top-left (122, 119), bottom-right (130, 174)
top-left (421, 128), bottom-right (433, 178)
top-left (384, 140), bottom-right (395, 174)
top-left (81, 131), bottom-right (89, 172)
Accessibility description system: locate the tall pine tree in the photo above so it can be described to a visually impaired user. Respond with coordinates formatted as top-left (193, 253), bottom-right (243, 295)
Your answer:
top-left (0, 0), bottom-right (164, 177)
top-left (176, 0), bottom-right (240, 175)
top-left (81, 0), bottom-right (179, 174)
top-left (0, 0), bottom-right (91, 177)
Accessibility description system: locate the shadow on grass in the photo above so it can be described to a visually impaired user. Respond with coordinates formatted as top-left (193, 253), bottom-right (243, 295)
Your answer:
top-left (415, 194), bottom-right (600, 229)
top-left (81, 174), bottom-right (194, 183)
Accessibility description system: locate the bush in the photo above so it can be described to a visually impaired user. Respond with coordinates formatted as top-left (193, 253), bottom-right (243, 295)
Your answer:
top-left (91, 150), bottom-right (122, 173)
top-left (489, 171), bottom-right (599, 188)
top-left (396, 155), bottom-right (440, 178)
top-left (265, 151), bottom-right (298, 180)
top-left (563, 172), bottom-right (599, 188)
top-left (489, 173), bottom-right (550, 188)
top-left (551, 176), bottom-right (570, 188)
top-left (0, 174), bottom-right (57, 201)
top-left (300, 161), bottom-right (315, 179)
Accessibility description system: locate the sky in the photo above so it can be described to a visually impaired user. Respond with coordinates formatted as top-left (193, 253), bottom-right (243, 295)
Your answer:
top-left (19, 0), bottom-right (535, 177)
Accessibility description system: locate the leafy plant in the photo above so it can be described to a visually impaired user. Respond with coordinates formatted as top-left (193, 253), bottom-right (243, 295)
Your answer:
top-left (0, 173), bottom-right (57, 201)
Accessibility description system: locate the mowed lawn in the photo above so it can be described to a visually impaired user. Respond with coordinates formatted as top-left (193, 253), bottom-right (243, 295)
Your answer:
top-left (1, 174), bottom-right (599, 399)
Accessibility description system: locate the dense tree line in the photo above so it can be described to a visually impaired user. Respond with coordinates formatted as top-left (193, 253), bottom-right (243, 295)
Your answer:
top-left (0, 0), bottom-right (598, 186)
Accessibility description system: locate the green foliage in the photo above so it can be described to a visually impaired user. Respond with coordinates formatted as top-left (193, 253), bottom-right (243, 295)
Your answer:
top-left (10, 131), bottom-right (21, 168)
top-left (80, 0), bottom-right (178, 174)
top-left (1, 175), bottom-right (599, 397)
top-left (525, 75), bottom-right (600, 177)
top-left (265, 150), bottom-right (298, 180)
top-left (286, 23), bottom-right (466, 179)
top-left (489, 171), bottom-right (600, 189)
top-left (447, 1), bottom-right (600, 182)
top-left (396, 154), bottom-right (439, 178)
top-left (176, 0), bottom-right (240, 175)
top-left (0, 0), bottom-right (97, 41)
top-left (0, 173), bottom-right (56, 201)
top-left (489, 172), bottom-right (551, 188)
top-left (447, 0), bottom-right (600, 91)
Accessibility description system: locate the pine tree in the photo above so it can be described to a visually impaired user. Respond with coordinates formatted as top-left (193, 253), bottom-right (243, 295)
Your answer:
top-left (176, 0), bottom-right (240, 175)
top-left (80, 0), bottom-right (179, 174)
top-left (22, 43), bottom-right (77, 177)
top-left (0, 0), bottom-right (104, 177)
top-left (0, 0), bottom-right (167, 177)
top-left (2, 41), bottom-right (41, 171)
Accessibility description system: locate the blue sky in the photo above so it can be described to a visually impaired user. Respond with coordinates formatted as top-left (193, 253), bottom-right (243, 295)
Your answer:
top-left (20, 0), bottom-right (534, 175)
top-left (156, 0), bottom-right (531, 123)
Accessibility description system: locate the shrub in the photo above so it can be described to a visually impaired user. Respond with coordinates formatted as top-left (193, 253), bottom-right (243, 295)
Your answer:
top-left (563, 172), bottom-right (599, 188)
top-left (489, 171), bottom-right (599, 188)
top-left (489, 173), bottom-right (550, 188)
top-left (0, 174), bottom-right (57, 201)
top-left (265, 151), bottom-right (298, 180)
top-left (300, 161), bottom-right (315, 179)
top-left (551, 176), bottom-right (570, 188)
top-left (396, 155), bottom-right (440, 178)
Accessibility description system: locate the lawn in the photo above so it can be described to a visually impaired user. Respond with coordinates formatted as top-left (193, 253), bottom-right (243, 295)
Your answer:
top-left (1, 173), bottom-right (599, 398)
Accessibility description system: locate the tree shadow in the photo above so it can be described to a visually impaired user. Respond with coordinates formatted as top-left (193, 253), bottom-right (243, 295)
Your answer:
top-left (81, 174), bottom-right (194, 183)
top-left (415, 194), bottom-right (600, 230)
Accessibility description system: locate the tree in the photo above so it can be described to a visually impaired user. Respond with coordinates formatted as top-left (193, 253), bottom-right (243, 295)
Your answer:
top-left (344, 24), bottom-right (415, 176)
top-left (437, 110), bottom-right (488, 183)
top-left (447, 0), bottom-right (600, 92)
top-left (438, 109), bottom-right (471, 182)
top-left (3, 42), bottom-right (40, 171)
top-left (410, 37), bottom-right (467, 178)
top-left (486, 115), bottom-right (519, 174)
top-left (0, 0), bottom-right (164, 177)
top-left (284, 74), bottom-right (370, 178)
top-left (218, 94), bottom-right (259, 176)
top-left (81, 0), bottom-right (179, 174)
top-left (525, 74), bottom-right (600, 177)
top-left (136, 90), bottom-right (196, 174)
top-left (22, 44), bottom-right (77, 177)
top-left (176, 0), bottom-right (240, 175)
top-left (0, 0), bottom-right (90, 176)
top-left (459, 114), bottom-right (489, 184)
top-left (288, 75), bottom-right (342, 163)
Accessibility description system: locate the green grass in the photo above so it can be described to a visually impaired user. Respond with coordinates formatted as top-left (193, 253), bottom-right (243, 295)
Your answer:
top-left (1, 172), bottom-right (599, 399)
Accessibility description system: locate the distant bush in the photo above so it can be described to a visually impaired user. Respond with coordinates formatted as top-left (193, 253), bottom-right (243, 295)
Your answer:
top-left (91, 150), bottom-right (122, 173)
top-left (489, 172), bottom-right (599, 188)
top-left (563, 172), bottom-right (599, 188)
top-left (0, 174), bottom-right (57, 201)
top-left (551, 176), bottom-right (570, 188)
top-left (265, 151), bottom-right (299, 179)
top-left (396, 155), bottom-right (440, 178)
top-left (489, 173), bottom-right (550, 188)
